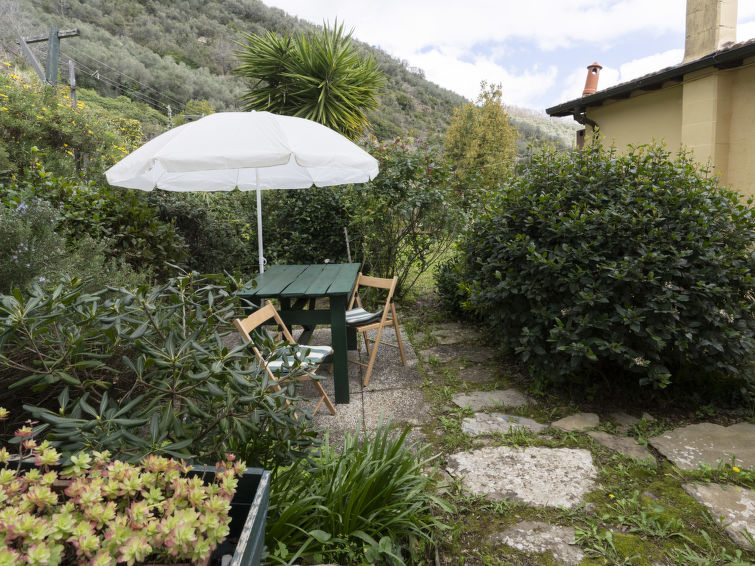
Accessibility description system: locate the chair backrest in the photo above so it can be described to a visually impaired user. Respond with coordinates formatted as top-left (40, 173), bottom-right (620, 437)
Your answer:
top-left (233, 301), bottom-right (299, 374)
top-left (234, 301), bottom-right (295, 344)
top-left (348, 273), bottom-right (398, 311)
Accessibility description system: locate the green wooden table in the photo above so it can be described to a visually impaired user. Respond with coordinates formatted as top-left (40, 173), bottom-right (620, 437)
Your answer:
top-left (238, 264), bottom-right (360, 404)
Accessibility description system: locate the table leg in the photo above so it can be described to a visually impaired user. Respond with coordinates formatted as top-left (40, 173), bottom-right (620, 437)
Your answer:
top-left (330, 295), bottom-right (349, 404)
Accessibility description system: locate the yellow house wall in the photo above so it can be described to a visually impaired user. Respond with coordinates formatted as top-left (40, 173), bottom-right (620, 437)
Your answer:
top-left (584, 60), bottom-right (755, 197)
top-left (725, 61), bottom-right (755, 197)
top-left (586, 85), bottom-right (683, 151)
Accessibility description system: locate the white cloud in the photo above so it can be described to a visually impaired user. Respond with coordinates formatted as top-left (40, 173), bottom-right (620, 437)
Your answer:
top-left (739, 20), bottom-right (755, 41)
top-left (411, 48), bottom-right (558, 107)
top-left (264, 0), bottom-right (685, 55)
top-left (619, 48), bottom-right (684, 80)
top-left (261, 1), bottom-right (755, 111)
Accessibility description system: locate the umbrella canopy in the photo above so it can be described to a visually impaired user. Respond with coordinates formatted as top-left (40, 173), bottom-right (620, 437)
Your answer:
top-left (105, 111), bottom-right (378, 272)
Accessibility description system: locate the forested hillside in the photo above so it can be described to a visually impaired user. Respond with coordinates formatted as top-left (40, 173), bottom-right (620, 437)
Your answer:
top-left (1, 0), bottom-right (577, 145)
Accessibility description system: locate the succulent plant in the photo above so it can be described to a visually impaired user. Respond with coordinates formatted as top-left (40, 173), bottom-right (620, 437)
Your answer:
top-left (0, 409), bottom-right (246, 566)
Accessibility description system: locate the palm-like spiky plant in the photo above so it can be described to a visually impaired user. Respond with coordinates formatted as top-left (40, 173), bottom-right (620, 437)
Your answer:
top-left (235, 22), bottom-right (385, 140)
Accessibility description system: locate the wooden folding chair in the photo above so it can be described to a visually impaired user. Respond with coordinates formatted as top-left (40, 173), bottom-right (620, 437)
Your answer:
top-left (346, 273), bottom-right (407, 387)
top-left (233, 301), bottom-right (336, 415)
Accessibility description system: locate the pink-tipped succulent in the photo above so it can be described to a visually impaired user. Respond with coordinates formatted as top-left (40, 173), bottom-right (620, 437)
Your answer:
top-left (0, 408), bottom-right (247, 565)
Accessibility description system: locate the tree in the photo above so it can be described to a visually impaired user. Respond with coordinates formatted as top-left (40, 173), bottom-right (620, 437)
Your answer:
top-left (444, 81), bottom-right (518, 188)
top-left (234, 22), bottom-right (385, 140)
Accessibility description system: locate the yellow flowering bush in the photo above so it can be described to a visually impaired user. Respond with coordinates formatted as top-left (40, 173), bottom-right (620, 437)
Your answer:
top-left (0, 67), bottom-right (142, 182)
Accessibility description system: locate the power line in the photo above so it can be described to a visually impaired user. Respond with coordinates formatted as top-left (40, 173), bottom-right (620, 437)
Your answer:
top-left (63, 43), bottom-right (184, 108)
top-left (59, 51), bottom-right (178, 109)
top-left (58, 51), bottom-right (180, 110)
top-left (58, 55), bottom-right (165, 109)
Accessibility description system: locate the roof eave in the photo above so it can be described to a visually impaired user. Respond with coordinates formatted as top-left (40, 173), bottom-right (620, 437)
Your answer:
top-left (546, 41), bottom-right (755, 118)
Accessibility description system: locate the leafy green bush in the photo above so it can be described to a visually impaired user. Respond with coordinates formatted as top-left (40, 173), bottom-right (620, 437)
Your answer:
top-left (262, 188), bottom-right (350, 266)
top-left (0, 188), bottom-right (148, 293)
top-left (266, 424), bottom-right (450, 565)
top-left (459, 144), bottom-right (754, 388)
top-left (149, 190), bottom-right (257, 274)
top-left (4, 165), bottom-right (187, 278)
top-left (0, 271), bottom-right (317, 467)
top-left (434, 254), bottom-right (473, 318)
top-left (148, 187), bottom-right (348, 275)
top-left (343, 138), bottom-right (472, 295)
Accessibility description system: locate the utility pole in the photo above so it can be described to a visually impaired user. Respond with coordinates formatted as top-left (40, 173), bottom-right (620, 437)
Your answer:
top-left (68, 59), bottom-right (77, 108)
top-left (17, 27), bottom-right (79, 86)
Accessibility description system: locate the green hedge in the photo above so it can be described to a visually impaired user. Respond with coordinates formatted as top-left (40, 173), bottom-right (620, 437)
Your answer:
top-left (445, 144), bottom-right (754, 389)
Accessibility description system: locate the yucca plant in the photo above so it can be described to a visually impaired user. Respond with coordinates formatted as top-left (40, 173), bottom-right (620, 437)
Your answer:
top-left (235, 22), bottom-right (385, 140)
top-left (265, 423), bottom-right (451, 565)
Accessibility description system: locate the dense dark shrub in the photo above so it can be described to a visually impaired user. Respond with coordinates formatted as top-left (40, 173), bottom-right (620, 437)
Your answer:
top-left (261, 187), bottom-right (350, 266)
top-left (459, 144), bottom-right (754, 388)
top-left (434, 255), bottom-right (472, 318)
top-left (149, 188), bottom-right (349, 275)
top-left (149, 190), bottom-right (257, 274)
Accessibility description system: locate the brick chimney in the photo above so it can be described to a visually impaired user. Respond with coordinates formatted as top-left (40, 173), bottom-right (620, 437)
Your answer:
top-left (582, 62), bottom-right (602, 96)
top-left (683, 0), bottom-right (738, 63)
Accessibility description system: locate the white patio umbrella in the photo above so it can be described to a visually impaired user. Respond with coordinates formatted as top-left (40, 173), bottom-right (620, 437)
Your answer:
top-left (105, 111), bottom-right (379, 273)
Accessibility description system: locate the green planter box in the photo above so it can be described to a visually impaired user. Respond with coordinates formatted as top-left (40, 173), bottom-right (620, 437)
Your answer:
top-left (190, 466), bottom-right (271, 566)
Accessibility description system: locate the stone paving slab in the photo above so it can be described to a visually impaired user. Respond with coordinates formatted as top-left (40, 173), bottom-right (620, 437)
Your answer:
top-left (453, 389), bottom-right (535, 411)
top-left (490, 521), bottom-right (584, 565)
top-left (650, 422), bottom-right (755, 470)
top-left (431, 325), bottom-right (480, 345)
top-left (682, 483), bottom-right (755, 549)
top-left (552, 413), bottom-right (600, 432)
top-left (420, 344), bottom-right (496, 364)
top-left (458, 365), bottom-right (497, 384)
top-left (462, 413), bottom-right (548, 436)
top-left (419, 344), bottom-right (461, 363)
top-left (609, 412), bottom-right (642, 432)
top-left (587, 431), bottom-right (656, 465)
top-left (463, 346), bottom-right (497, 363)
top-left (446, 446), bottom-right (597, 508)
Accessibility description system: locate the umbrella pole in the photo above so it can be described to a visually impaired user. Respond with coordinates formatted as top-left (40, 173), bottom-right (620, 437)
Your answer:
top-left (257, 187), bottom-right (264, 274)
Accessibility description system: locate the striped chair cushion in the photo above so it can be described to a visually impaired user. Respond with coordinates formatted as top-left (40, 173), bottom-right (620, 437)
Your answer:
top-left (345, 307), bottom-right (384, 326)
top-left (266, 344), bottom-right (333, 373)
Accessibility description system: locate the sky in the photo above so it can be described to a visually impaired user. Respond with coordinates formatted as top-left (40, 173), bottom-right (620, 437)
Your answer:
top-left (262, 0), bottom-right (755, 112)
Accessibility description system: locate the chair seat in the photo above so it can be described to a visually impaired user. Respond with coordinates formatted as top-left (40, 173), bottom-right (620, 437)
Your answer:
top-left (345, 307), bottom-right (384, 326)
top-left (266, 344), bottom-right (333, 373)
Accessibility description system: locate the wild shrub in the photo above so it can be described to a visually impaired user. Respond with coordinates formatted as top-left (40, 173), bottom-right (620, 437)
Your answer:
top-left (458, 144), bottom-right (754, 389)
top-left (434, 254), bottom-right (473, 319)
top-left (3, 165), bottom-right (187, 278)
top-left (0, 271), bottom-right (317, 468)
top-left (343, 138), bottom-right (472, 296)
top-left (0, 68), bottom-right (142, 182)
top-left (0, 188), bottom-right (148, 293)
top-left (149, 188), bottom-right (349, 274)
